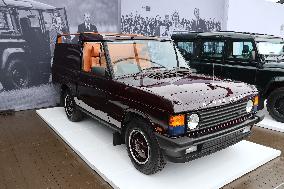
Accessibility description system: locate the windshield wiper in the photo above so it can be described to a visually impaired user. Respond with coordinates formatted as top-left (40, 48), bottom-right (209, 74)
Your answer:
top-left (170, 67), bottom-right (191, 72)
top-left (142, 66), bottom-right (168, 72)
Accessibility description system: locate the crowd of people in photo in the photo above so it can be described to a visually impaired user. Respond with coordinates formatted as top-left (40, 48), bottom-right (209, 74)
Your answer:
top-left (121, 8), bottom-right (222, 36)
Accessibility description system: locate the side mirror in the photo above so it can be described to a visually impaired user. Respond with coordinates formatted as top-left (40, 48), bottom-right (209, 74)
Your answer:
top-left (92, 67), bottom-right (107, 77)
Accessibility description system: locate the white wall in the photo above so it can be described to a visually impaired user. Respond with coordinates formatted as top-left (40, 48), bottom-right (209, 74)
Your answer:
top-left (227, 0), bottom-right (284, 37)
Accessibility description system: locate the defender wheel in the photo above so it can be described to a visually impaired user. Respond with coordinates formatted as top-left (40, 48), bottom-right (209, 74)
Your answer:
top-left (64, 90), bottom-right (83, 122)
top-left (33, 74), bottom-right (51, 86)
top-left (267, 87), bottom-right (284, 123)
top-left (2, 58), bottom-right (31, 91)
top-left (125, 118), bottom-right (166, 175)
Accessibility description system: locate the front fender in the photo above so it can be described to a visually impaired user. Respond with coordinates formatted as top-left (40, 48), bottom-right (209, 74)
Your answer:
top-left (122, 107), bottom-right (170, 134)
top-left (1, 48), bottom-right (25, 69)
top-left (123, 108), bottom-right (154, 126)
top-left (263, 77), bottom-right (284, 96)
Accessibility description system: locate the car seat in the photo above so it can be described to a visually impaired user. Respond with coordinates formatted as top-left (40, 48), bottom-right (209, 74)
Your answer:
top-left (20, 18), bottom-right (31, 37)
top-left (242, 45), bottom-right (252, 59)
top-left (242, 45), bottom-right (250, 54)
top-left (83, 43), bottom-right (101, 72)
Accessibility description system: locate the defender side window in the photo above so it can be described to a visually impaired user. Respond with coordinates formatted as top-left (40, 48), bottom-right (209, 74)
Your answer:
top-left (0, 12), bottom-right (10, 31)
top-left (177, 42), bottom-right (194, 55)
top-left (228, 41), bottom-right (255, 61)
top-left (0, 11), bottom-right (18, 35)
top-left (82, 42), bottom-right (107, 74)
top-left (202, 41), bottom-right (224, 59)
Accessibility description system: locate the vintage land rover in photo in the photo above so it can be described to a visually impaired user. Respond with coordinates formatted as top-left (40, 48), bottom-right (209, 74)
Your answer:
top-left (0, 0), bottom-right (69, 91)
top-left (52, 33), bottom-right (264, 175)
top-left (172, 32), bottom-right (284, 123)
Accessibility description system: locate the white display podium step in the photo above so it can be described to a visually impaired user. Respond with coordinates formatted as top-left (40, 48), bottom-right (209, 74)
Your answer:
top-left (37, 107), bottom-right (281, 189)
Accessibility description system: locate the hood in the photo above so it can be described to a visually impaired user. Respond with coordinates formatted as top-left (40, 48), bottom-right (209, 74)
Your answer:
top-left (117, 73), bottom-right (258, 113)
top-left (262, 55), bottom-right (284, 69)
top-left (263, 62), bottom-right (284, 69)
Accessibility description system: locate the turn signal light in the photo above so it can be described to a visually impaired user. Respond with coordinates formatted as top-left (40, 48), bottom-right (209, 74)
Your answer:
top-left (254, 96), bottom-right (259, 106)
top-left (169, 114), bottom-right (185, 127)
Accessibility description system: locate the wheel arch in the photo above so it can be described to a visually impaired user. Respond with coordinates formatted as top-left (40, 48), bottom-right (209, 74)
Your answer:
top-left (121, 109), bottom-right (155, 139)
top-left (1, 48), bottom-right (26, 70)
top-left (264, 77), bottom-right (284, 98)
top-left (59, 83), bottom-right (77, 106)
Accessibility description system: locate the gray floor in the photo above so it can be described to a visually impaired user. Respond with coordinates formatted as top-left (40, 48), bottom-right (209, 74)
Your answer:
top-left (0, 84), bottom-right (59, 111)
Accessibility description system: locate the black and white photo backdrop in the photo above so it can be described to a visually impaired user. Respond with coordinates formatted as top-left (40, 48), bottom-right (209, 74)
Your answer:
top-left (121, 0), bottom-right (227, 36)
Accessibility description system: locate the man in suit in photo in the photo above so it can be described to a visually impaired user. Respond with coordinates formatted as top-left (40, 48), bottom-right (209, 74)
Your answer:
top-left (77, 13), bottom-right (98, 33)
top-left (191, 8), bottom-right (207, 32)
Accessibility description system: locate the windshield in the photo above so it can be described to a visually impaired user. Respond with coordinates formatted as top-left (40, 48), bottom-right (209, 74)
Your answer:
top-left (257, 42), bottom-right (284, 55)
top-left (107, 40), bottom-right (189, 77)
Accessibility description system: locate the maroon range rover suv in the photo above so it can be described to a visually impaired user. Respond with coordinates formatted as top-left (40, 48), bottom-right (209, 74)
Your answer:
top-left (52, 33), bottom-right (264, 175)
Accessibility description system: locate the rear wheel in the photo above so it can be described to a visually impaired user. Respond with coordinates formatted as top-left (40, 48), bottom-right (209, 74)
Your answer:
top-left (125, 117), bottom-right (166, 175)
top-left (64, 90), bottom-right (83, 122)
top-left (2, 58), bottom-right (31, 91)
top-left (267, 87), bottom-right (284, 123)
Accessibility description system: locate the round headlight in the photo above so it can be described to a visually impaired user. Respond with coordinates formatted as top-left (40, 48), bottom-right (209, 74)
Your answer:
top-left (188, 114), bottom-right (200, 130)
top-left (246, 100), bottom-right (254, 113)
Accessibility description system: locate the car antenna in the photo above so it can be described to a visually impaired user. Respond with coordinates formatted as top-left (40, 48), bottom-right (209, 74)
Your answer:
top-left (213, 63), bottom-right (215, 84)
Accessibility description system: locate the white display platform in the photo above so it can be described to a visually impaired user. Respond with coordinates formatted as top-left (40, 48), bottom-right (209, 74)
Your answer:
top-left (37, 108), bottom-right (281, 189)
top-left (257, 108), bottom-right (284, 133)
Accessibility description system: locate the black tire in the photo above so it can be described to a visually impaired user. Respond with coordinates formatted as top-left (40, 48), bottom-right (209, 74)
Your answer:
top-left (125, 117), bottom-right (166, 175)
top-left (33, 74), bottom-right (51, 86)
top-left (2, 58), bottom-right (31, 91)
top-left (63, 90), bottom-right (83, 122)
top-left (267, 87), bottom-right (284, 123)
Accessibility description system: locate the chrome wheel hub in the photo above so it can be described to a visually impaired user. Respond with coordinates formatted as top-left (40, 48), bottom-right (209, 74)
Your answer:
top-left (65, 94), bottom-right (74, 116)
top-left (129, 129), bottom-right (150, 165)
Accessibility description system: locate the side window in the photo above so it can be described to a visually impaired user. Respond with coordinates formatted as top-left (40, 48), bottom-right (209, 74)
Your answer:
top-left (202, 41), bottom-right (224, 59)
top-left (228, 41), bottom-right (255, 60)
top-left (177, 42), bottom-right (194, 55)
top-left (0, 12), bottom-right (10, 31)
top-left (18, 10), bottom-right (40, 28)
top-left (0, 11), bottom-right (19, 35)
top-left (82, 42), bottom-right (107, 74)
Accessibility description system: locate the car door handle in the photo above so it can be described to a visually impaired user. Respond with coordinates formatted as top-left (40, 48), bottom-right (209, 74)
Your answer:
top-left (124, 86), bottom-right (130, 90)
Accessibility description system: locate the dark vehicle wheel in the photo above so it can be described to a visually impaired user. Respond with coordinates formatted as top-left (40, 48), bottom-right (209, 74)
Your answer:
top-left (125, 118), bottom-right (166, 175)
top-left (33, 74), bottom-right (51, 86)
top-left (267, 87), bottom-right (284, 123)
top-left (2, 58), bottom-right (31, 91)
top-left (64, 90), bottom-right (83, 122)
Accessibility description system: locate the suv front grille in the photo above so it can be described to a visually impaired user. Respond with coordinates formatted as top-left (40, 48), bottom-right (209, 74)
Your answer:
top-left (199, 100), bottom-right (249, 128)
top-left (188, 100), bottom-right (253, 138)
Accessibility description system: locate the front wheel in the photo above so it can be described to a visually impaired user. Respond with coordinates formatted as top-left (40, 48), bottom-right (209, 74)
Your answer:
top-left (2, 58), bottom-right (31, 91)
top-left (64, 90), bottom-right (83, 122)
top-left (125, 118), bottom-right (166, 175)
top-left (267, 87), bottom-right (284, 123)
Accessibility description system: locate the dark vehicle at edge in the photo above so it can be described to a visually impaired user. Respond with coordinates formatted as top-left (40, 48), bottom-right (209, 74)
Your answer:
top-left (172, 31), bottom-right (284, 123)
top-left (52, 33), bottom-right (264, 175)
